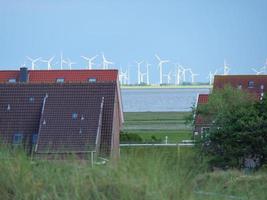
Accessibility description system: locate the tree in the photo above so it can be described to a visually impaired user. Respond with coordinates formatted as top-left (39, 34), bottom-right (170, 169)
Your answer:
top-left (197, 85), bottom-right (267, 169)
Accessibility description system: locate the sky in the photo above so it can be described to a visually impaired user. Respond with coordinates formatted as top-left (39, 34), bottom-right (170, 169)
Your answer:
top-left (0, 0), bottom-right (267, 84)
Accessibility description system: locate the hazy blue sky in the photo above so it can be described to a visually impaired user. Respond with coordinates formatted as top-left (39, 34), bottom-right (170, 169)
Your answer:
top-left (1, 0), bottom-right (267, 83)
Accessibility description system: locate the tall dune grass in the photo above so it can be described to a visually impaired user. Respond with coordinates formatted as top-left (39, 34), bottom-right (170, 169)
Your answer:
top-left (0, 145), bottom-right (266, 200)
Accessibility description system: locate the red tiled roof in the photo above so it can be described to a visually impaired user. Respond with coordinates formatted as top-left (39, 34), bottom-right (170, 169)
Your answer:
top-left (213, 75), bottom-right (267, 95)
top-left (197, 94), bottom-right (209, 105)
top-left (0, 69), bottom-right (118, 83)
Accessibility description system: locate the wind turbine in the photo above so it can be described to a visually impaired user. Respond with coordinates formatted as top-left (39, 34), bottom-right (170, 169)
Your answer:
top-left (26, 56), bottom-right (41, 70)
top-left (135, 61), bottom-right (143, 85)
top-left (174, 64), bottom-right (183, 85)
top-left (41, 56), bottom-right (55, 70)
top-left (81, 55), bottom-right (98, 69)
top-left (207, 70), bottom-right (217, 85)
top-left (260, 59), bottom-right (267, 74)
top-left (155, 54), bottom-right (169, 85)
top-left (140, 72), bottom-right (146, 84)
top-left (179, 65), bottom-right (191, 82)
top-left (67, 58), bottom-right (75, 70)
top-left (223, 59), bottom-right (230, 75)
top-left (102, 53), bottom-right (114, 69)
top-left (163, 71), bottom-right (172, 84)
top-left (251, 68), bottom-right (263, 75)
top-left (189, 69), bottom-right (199, 84)
top-left (60, 52), bottom-right (68, 70)
top-left (146, 63), bottom-right (151, 85)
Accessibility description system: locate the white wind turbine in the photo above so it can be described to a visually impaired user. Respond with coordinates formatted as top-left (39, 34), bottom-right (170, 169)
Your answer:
top-left (135, 61), bottom-right (143, 85)
top-left (189, 69), bottom-right (199, 84)
top-left (223, 59), bottom-right (230, 75)
top-left (140, 72), bottom-right (146, 84)
top-left (67, 58), bottom-right (75, 70)
top-left (155, 54), bottom-right (169, 85)
top-left (102, 53), bottom-right (114, 69)
top-left (207, 70), bottom-right (217, 85)
top-left (260, 59), bottom-right (267, 74)
top-left (81, 55), bottom-right (98, 69)
top-left (174, 64), bottom-right (183, 85)
top-left (26, 56), bottom-right (41, 70)
top-left (60, 52), bottom-right (68, 70)
top-left (41, 56), bottom-right (55, 70)
top-left (251, 67), bottom-right (263, 75)
top-left (179, 65), bottom-right (191, 82)
top-left (163, 71), bottom-right (172, 84)
top-left (146, 63), bottom-right (151, 85)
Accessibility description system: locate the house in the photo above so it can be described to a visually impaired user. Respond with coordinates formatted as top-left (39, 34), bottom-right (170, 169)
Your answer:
top-left (0, 68), bottom-right (123, 160)
top-left (194, 75), bottom-right (267, 135)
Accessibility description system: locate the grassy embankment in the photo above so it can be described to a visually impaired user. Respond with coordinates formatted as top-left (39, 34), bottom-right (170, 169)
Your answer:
top-left (122, 112), bottom-right (192, 143)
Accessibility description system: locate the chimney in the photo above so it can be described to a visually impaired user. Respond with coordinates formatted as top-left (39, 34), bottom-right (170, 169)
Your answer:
top-left (19, 67), bottom-right (28, 83)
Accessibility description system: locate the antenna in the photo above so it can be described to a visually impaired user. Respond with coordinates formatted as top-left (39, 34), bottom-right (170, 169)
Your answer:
top-left (26, 56), bottom-right (41, 70)
top-left (81, 55), bottom-right (98, 69)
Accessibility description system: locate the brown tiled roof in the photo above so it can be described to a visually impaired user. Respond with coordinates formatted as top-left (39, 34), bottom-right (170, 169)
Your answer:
top-left (0, 83), bottom-right (117, 156)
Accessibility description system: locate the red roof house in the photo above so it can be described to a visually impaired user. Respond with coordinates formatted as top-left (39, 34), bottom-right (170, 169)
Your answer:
top-left (194, 75), bottom-right (267, 135)
top-left (0, 68), bottom-right (123, 160)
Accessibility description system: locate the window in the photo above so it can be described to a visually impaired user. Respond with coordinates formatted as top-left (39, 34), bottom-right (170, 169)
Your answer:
top-left (237, 84), bottom-right (242, 89)
top-left (261, 84), bottom-right (264, 90)
top-left (56, 78), bottom-right (65, 83)
top-left (88, 78), bottom-right (97, 83)
top-left (248, 81), bottom-right (254, 88)
top-left (13, 133), bottom-right (23, 145)
top-left (8, 78), bottom-right (16, 83)
top-left (72, 112), bottom-right (78, 119)
top-left (32, 134), bottom-right (38, 145)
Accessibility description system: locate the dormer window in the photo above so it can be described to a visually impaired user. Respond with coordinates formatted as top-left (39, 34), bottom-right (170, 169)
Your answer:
top-left (13, 133), bottom-right (23, 145)
top-left (248, 81), bottom-right (254, 88)
top-left (88, 78), bottom-right (97, 83)
top-left (8, 78), bottom-right (16, 83)
top-left (56, 78), bottom-right (64, 83)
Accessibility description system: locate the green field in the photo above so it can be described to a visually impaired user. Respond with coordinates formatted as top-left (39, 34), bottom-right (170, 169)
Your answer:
top-left (122, 112), bottom-right (192, 143)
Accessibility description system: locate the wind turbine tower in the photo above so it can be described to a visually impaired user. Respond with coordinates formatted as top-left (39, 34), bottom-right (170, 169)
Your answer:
top-left (26, 56), bottom-right (41, 70)
top-left (81, 55), bottom-right (98, 69)
top-left (102, 53), bottom-right (114, 69)
top-left (135, 61), bottom-right (143, 85)
top-left (155, 54), bottom-right (169, 85)
top-left (41, 56), bottom-right (55, 70)
top-left (60, 52), bottom-right (68, 70)
top-left (67, 58), bottom-right (75, 70)
top-left (189, 69), bottom-right (199, 84)
top-left (223, 60), bottom-right (230, 75)
top-left (146, 63), bottom-right (151, 85)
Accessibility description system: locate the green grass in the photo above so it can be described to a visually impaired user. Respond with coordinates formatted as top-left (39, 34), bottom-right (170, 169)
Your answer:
top-left (1, 146), bottom-right (267, 200)
top-left (122, 112), bottom-right (192, 143)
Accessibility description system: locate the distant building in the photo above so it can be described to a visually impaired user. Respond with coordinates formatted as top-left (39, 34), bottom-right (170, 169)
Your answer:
top-left (194, 75), bottom-right (267, 135)
top-left (0, 68), bottom-right (123, 160)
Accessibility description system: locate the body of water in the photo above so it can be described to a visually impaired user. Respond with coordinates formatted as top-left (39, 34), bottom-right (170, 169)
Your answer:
top-left (121, 88), bottom-right (210, 112)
